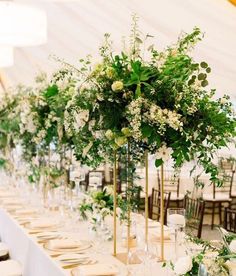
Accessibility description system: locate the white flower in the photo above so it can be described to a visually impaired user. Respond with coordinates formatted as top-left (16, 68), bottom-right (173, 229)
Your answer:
top-left (75, 110), bottom-right (89, 128)
top-left (220, 97), bottom-right (227, 105)
top-left (111, 81), bottom-right (124, 91)
top-left (105, 130), bottom-right (114, 140)
top-left (226, 260), bottom-right (236, 276)
top-left (156, 144), bottom-right (173, 162)
top-left (174, 256), bottom-right (193, 275)
top-left (229, 240), bottom-right (236, 253)
top-left (115, 136), bottom-right (127, 147)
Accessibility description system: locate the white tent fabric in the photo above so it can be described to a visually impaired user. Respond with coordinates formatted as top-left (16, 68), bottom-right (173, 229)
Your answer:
top-left (1, 0), bottom-right (236, 100)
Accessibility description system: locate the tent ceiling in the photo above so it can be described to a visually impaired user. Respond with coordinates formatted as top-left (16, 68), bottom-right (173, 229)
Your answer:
top-left (1, 0), bottom-right (236, 100)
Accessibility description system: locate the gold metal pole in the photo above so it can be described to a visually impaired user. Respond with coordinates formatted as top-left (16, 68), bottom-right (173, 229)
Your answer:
top-left (0, 71), bottom-right (7, 92)
top-left (113, 150), bottom-right (117, 256)
top-left (145, 150), bottom-right (149, 244)
top-left (160, 164), bottom-right (165, 261)
top-left (127, 142), bottom-right (131, 262)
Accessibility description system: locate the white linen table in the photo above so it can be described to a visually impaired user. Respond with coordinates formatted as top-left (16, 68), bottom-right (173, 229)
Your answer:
top-left (0, 208), bottom-right (65, 276)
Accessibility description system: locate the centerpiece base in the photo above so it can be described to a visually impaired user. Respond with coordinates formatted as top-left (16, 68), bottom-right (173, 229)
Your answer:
top-left (114, 252), bottom-right (141, 265)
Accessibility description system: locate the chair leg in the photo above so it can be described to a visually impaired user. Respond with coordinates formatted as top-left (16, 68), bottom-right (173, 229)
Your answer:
top-left (212, 202), bottom-right (215, 230)
top-left (219, 203), bottom-right (222, 225)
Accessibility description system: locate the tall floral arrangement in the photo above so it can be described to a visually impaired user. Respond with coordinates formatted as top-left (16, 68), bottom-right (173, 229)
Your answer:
top-left (63, 18), bottom-right (235, 184)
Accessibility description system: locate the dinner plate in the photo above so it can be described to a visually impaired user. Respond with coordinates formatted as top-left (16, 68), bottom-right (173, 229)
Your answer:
top-left (44, 240), bottom-right (92, 253)
top-left (35, 231), bottom-right (61, 241)
top-left (57, 253), bottom-right (96, 266)
top-left (71, 264), bottom-right (119, 276)
top-left (24, 220), bottom-right (60, 231)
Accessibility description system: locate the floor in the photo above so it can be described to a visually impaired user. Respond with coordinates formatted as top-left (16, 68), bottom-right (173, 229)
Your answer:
top-left (201, 225), bottom-right (221, 240)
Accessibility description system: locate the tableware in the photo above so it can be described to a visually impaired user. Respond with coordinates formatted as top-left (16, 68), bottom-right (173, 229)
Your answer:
top-left (0, 260), bottom-right (22, 276)
top-left (24, 219), bottom-right (60, 231)
top-left (72, 264), bottom-right (119, 276)
top-left (167, 208), bottom-right (186, 259)
top-left (57, 253), bottom-right (97, 266)
top-left (35, 231), bottom-right (61, 242)
top-left (44, 239), bottom-right (91, 253)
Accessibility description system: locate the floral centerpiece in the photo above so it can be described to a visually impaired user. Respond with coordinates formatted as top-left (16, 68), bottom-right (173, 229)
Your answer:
top-left (78, 187), bottom-right (116, 223)
top-left (62, 16), bottom-right (235, 184)
top-left (169, 235), bottom-right (236, 276)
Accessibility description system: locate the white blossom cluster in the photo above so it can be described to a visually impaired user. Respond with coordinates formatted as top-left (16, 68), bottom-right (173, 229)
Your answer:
top-left (126, 97), bottom-right (144, 140)
top-left (19, 100), bottom-right (37, 135)
top-left (127, 98), bottom-right (183, 139)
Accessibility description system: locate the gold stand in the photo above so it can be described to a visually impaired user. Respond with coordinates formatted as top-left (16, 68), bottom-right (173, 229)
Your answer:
top-left (160, 164), bottom-right (165, 261)
top-left (113, 150), bottom-right (117, 256)
top-left (113, 147), bottom-right (140, 265)
top-left (144, 150), bottom-right (149, 244)
top-left (127, 143), bottom-right (131, 263)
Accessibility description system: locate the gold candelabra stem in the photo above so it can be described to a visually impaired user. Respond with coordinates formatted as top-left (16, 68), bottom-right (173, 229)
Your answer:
top-left (160, 163), bottom-right (165, 261)
top-left (113, 150), bottom-right (117, 256)
top-left (145, 150), bottom-right (149, 244)
top-left (127, 142), bottom-right (131, 262)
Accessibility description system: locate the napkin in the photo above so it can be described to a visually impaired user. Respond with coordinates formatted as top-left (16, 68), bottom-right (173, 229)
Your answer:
top-left (30, 219), bottom-right (58, 229)
top-left (0, 243), bottom-right (9, 256)
top-left (0, 192), bottom-right (15, 198)
top-left (2, 199), bottom-right (22, 205)
top-left (48, 239), bottom-right (82, 250)
top-left (0, 260), bottom-right (22, 276)
top-left (15, 208), bottom-right (37, 216)
top-left (78, 264), bottom-right (118, 276)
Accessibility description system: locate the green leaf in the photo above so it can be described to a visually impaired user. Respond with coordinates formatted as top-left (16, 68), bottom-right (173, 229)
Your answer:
top-left (135, 83), bottom-right (141, 98)
top-left (155, 158), bottom-right (164, 168)
top-left (200, 62), bottom-right (208, 68)
top-left (44, 85), bottom-right (58, 98)
top-left (198, 73), bottom-right (207, 81)
top-left (201, 80), bottom-right (209, 87)
top-left (141, 124), bottom-right (153, 138)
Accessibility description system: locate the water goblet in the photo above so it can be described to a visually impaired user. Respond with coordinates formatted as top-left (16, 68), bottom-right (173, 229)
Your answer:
top-left (167, 208), bottom-right (186, 260)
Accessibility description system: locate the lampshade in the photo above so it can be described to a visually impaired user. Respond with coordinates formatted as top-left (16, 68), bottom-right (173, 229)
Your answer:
top-left (0, 46), bottom-right (14, 68)
top-left (0, 2), bottom-right (47, 47)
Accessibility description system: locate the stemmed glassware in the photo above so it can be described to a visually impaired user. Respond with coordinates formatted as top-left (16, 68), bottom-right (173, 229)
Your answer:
top-left (167, 208), bottom-right (186, 260)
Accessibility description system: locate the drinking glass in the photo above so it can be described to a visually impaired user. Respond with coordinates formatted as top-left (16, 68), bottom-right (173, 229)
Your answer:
top-left (167, 208), bottom-right (185, 259)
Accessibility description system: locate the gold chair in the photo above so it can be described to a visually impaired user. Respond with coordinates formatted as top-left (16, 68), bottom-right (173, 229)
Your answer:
top-left (184, 195), bottom-right (205, 238)
top-left (157, 169), bottom-right (184, 207)
top-left (149, 188), bottom-right (171, 224)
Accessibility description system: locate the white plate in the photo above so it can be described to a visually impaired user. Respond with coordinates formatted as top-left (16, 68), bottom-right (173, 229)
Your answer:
top-left (24, 221), bottom-right (60, 231)
top-left (57, 253), bottom-right (96, 266)
top-left (44, 240), bottom-right (91, 253)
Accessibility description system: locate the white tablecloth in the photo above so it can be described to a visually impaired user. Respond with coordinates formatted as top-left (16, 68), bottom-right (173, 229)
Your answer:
top-left (0, 209), bottom-right (65, 276)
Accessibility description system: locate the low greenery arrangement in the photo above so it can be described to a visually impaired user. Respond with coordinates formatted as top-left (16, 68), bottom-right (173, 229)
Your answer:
top-left (167, 233), bottom-right (236, 276)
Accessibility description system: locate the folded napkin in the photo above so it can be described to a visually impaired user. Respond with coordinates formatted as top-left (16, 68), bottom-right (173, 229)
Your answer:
top-left (15, 208), bottom-right (37, 216)
top-left (2, 199), bottom-right (22, 205)
top-left (78, 264), bottom-right (118, 276)
top-left (48, 239), bottom-right (82, 250)
top-left (0, 243), bottom-right (9, 256)
top-left (30, 219), bottom-right (58, 229)
top-left (0, 260), bottom-right (22, 276)
top-left (0, 192), bottom-right (15, 198)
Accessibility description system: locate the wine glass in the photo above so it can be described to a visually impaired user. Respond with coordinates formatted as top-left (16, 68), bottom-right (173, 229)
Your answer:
top-left (167, 208), bottom-right (185, 260)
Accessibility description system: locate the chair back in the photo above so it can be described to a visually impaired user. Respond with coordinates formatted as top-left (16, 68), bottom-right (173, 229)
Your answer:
top-left (214, 171), bottom-right (234, 199)
top-left (88, 171), bottom-right (105, 190)
top-left (218, 157), bottom-right (235, 172)
top-left (224, 208), bottom-right (236, 233)
top-left (184, 196), bottom-right (205, 238)
top-left (149, 188), bottom-right (171, 224)
top-left (157, 169), bottom-right (180, 197)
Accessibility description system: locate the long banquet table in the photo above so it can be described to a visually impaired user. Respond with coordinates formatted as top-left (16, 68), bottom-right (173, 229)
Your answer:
top-left (0, 186), bottom-right (175, 276)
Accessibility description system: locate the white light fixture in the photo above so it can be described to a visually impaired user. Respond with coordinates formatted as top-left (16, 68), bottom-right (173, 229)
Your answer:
top-left (0, 1), bottom-right (47, 47)
top-left (0, 46), bottom-right (14, 68)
